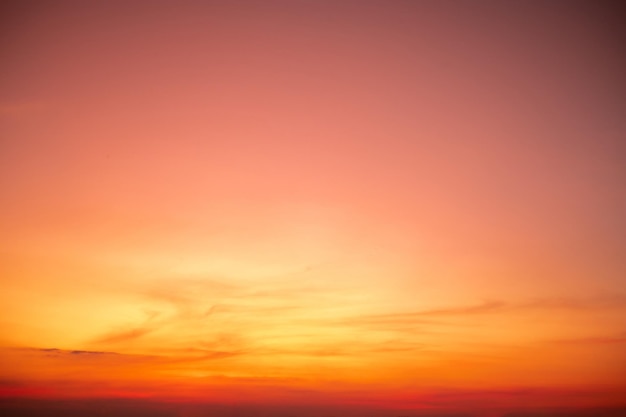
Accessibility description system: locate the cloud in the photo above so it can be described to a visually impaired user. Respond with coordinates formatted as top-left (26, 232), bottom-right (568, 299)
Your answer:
top-left (549, 333), bottom-right (626, 345)
top-left (0, 347), bottom-right (142, 372)
top-left (90, 307), bottom-right (161, 346)
top-left (417, 300), bottom-right (507, 317)
top-left (83, 276), bottom-right (311, 354)
top-left (159, 347), bottom-right (246, 363)
top-left (24, 348), bottom-right (116, 357)
top-left (5, 345), bottom-right (247, 372)
top-left (345, 295), bottom-right (626, 329)
top-left (69, 350), bottom-right (115, 355)
top-left (339, 300), bottom-right (507, 332)
top-left (524, 295), bottom-right (626, 311)
top-left (91, 326), bottom-right (155, 345)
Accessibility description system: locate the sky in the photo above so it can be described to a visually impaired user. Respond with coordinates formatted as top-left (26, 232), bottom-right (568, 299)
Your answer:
top-left (1, 1), bottom-right (625, 416)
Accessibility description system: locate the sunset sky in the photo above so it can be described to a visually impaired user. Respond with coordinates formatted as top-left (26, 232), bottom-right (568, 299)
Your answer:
top-left (1, 1), bottom-right (625, 416)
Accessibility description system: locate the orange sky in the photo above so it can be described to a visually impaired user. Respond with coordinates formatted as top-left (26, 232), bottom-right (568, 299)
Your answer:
top-left (1, 1), bottom-right (625, 416)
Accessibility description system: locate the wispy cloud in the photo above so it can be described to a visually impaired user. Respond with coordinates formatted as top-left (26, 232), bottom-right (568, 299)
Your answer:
top-left (92, 327), bottom-right (155, 345)
top-left (549, 333), bottom-right (626, 345)
top-left (28, 347), bottom-right (117, 356)
top-left (345, 295), bottom-right (626, 328)
top-left (418, 300), bottom-right (507, 316)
